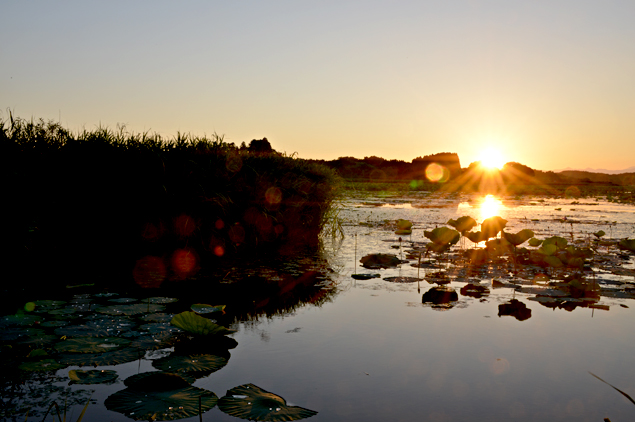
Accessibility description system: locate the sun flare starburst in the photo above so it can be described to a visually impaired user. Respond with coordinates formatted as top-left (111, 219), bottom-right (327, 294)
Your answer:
top-left (479, 148), bottom-right (505, 170)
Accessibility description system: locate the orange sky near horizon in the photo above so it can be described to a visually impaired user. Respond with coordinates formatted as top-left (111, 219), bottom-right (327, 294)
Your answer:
top-left (2, 1), bottom-right (634, 172)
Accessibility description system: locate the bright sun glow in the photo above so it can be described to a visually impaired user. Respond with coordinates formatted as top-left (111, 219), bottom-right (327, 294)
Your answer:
top-left (479, 148), bottom-right (505, 170)
top-left (480, 194), bottom-right (503, 221)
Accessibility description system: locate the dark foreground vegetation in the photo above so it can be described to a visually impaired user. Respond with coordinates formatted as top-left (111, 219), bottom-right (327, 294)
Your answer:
top-left (0, 115), bottom-right (341, 297)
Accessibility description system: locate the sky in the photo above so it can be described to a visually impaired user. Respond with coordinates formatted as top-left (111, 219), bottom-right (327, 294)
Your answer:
top-left (2, 1), bottom-right (634, 171)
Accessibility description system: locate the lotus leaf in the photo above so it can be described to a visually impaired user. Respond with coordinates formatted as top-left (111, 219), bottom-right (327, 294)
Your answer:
top-left (544, 255), bottom-right (564, 268)
top-left (359, 253), bottom-right (400, 269)
top-left (96, 303), bottom-right (165, 316)
top-left (55, 325), bottom-right (114, 338)
top-left (447, 216), bottom-right (477, 233)
top-left (109, 297), bottom-right (138, 303)
top-left (0, 314), bottom-right (42, 327)
top-left (498, 299), bottom-right (531, 321)
top-left (19, 359), bottom-right (65, 372)
top-left (394, 229), bottom-right (412, 235)
top-left (422, 287), bottom-right (458, 305)
top-left (351, 273), bottom-right (381, 280)
top-left (464, 231), bottom-right (487, 244)
top-left (147, 297), bottom-right (179, 304)
top-left (543, 236), bottom-right (568, 249)
top-left (396, 219), bottom-right (413, 230)
top-left (27, 349), bottom-right (49, 358)
top-left (105, 385), bottom-right (218, 421)
top-left (153, 354), bottom-right (228, 375)
top-left (593, 230), bottom-right (606, 238)
top-left (18, 334), bottom-right (58, 347)
top-left (58, 347), bottom-right (143, 367)
top-left (55, 337), bottom-right (131, 354)
top-left (191, 304), bottom-right (226, 314)
top-left (480, 216), bottom-right (507, 239)
top-left (424, 227), bottom-right (460, 245)
top-left (502, 229), bottom-right (535, 246)
top-left (41, 320), bottom-right (69, 327)
top-left (528, 237), bottom-right (543, 247)
top-left (538, 244), bottom-right (557, 256)
top-left (383, 276), bottom-right (422, 283)
top-left (141, 313), bottom-right (175, 322)
top-left (618, 239), bottom-right (635, 252)
top-left (426, 242), bottom-right (453, 254)
top-left (485, 238), bottom-right (512, 256)
top-left (218, 383), bottom-right (318, 422)
top-left (124, 372), bottom-right (193, 391)
top-left (0, 327), bottom-right (45, 341)
top-left (32, 300), bottom-right (66, 308)
top-left (139, 322), bottom-right (182, 335)
top-left (171, 311), bottom-right (236, 336)
top-left (69, 369), bottom-right (118, 385)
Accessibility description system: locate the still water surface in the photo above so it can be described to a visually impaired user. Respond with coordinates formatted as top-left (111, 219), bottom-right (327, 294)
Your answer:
top-left (5, 193), bottom-right (635, 421)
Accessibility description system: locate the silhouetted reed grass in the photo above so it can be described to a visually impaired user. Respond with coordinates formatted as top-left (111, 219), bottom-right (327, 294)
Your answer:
top-left (1, 114), bottom-right (341, 291)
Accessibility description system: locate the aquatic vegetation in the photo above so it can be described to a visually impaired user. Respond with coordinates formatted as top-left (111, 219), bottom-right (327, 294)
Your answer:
top-left (446, 216), bottom-right (477, 233)
top-left (360, 253), bottom-right (401, 269)
top-left (170, 311), bottom-right (236, 336)
top-left (394, 219), bottom-right (413, 235)
top-left (218, 383), bottom-right (318, 421)
top-left (191, 304), bottom-right (226, 314)
top-left (68, 369), bottom-right (118, 385)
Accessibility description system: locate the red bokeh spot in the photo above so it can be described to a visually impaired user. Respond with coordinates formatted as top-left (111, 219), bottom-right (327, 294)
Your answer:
top-left (175, 214), bottom-right (196, 237)
top-left (133, 256), bottom-right (167, 288)
top-left (265, 187), bottom-right (282, 205)
top-left (214, 245), bottom-right (225, 256)
top-left (215, 218), bottom-right (225, 230)
top-left (171, 248), bottom-right (199, 280)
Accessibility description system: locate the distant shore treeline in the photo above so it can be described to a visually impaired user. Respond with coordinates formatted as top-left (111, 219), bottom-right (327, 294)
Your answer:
top-left (0, 115), bottom-right (340, 289)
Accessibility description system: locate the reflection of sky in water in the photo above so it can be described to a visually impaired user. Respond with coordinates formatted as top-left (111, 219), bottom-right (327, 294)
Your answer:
top-left (69, 193), bottom-right (635, 421)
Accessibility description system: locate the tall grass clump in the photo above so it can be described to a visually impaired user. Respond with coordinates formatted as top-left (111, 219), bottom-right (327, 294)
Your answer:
top-left (0, 113), bottom-right (341, 291)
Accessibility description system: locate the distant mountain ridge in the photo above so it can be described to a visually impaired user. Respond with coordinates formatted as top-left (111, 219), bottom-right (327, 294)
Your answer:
top-left (552, 166), bottom-right (635, 175)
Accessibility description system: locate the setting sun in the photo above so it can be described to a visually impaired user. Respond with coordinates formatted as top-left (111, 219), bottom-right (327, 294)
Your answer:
top-left (479, 148), bottom-right (505, 170)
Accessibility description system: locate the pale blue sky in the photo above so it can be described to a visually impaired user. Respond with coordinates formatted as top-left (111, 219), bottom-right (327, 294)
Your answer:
top-left (2, 1), bottom-right (634, 170)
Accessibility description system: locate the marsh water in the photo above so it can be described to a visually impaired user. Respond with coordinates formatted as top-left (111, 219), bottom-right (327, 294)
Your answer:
top-left (3, 192), bottom-right (635, 422)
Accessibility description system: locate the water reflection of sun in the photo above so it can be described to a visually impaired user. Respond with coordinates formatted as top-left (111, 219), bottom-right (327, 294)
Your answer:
top-left (480, 194), bottom-right (502, 221)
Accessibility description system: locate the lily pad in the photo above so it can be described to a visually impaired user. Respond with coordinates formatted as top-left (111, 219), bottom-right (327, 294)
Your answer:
top-left (105, 384), bottom-right (218, 421)
top-left (359, 253), bottom-right (401, 269)
top-left (351, 273), bottom-right (381, 280)
top-left (218, 383), bottom-right (318, 421)
top-left (170, 311), bottom-right (236, 336)
top-left (503, 229), bottom-right (535, 246)
top-left (124, 372), bottom-right (193, 391)
top-left (424, 227), bottom-right (460, 246)
top-left (0, 314), bottom-right (42, 327)
top-left (96, 303), bottom-right (165, 316)
top-left (618, 239), bottom-right (635, 252)
top-left (152, 354), bottom-right (228, 375)
top-left (447, 216), bottom-right (477, 233)
top-left (383, 276), bottom-right (422, 283)
top-left (19, 359), bottom-right (65, 372)
top-left (396, 219), bottom-right (413, 230)
top-left (480, 216), bottom-right (507, 239)
top-left (55, 337), bottom-right (131, 354)
top-left (528, 237), bottom-right (543, 247)
top-left (141, 313), bottom-right (175, 323)
top-left (146, 297), bottom-right (179, 304)
top-left (58, 347), bottom-right (144, 367)
top-left (191, 304), bottom-right (226, 314)
top-left (69, 369), bottom-right (119, 385)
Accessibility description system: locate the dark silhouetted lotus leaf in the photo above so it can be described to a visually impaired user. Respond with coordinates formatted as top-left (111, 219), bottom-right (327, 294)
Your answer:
top-left (424, 227), bottom-right (460, 245)
top-left (68, 369), bottom-right (118, 385)
top-left (19, 359), bottom-right (65, 372)
top-left (153, 354), bottom-right (228, 375)
top-left (463, 248), bottom-right (488, 265)
top-left (351, 273), bottom-right (381, 280)
top-left (0, 327), bottom-right (45, 341)
top-left (0, 314), bottom-right (42, 327)
top-left (422, 287), bottom-right (458, 306)
top-left (593, 230), bottom-right (606, 239)
top-left (424, 271), bottom-right (451, 285)
top-left (498, 299), bottom-right (531, 321)
top-left (383, 276), bottom-right (422, 283)
top-left (147, 297), bottom-right (179, 304)
top-left (359, 253), bottom-right (400, 269)
top-left (170, 311), bottom-right (235, 336)
top-left (191, 304), bottom-right (226, 314)
top-left (485, 238), bottom-right (512, 257)
top-left (464, 231), bottom-right (487, 244)
top-left (447, 216), bottom-right (477, 233)
top-left (96, 303), bottom-right (165, 316)
top-left (17, 334), bottom-right (58, 347)
top-left (124, 372), bottom-right (192, 391)
top-left (502, 229), bottom-right (534, 246)
top-left (141, 313), bottom-right (175, 323)
top-left (618, 239), bottom-right (635, 252)
top-left (105, 383), bottom-right (218, 421)
top-left (218, 383), bottom-right (318, 421)
top-left (425, 242), bottom-right (453, 254)
top-left (460, 284), bottom-right (489, 298)
top-left (55, 337), bottom-right (131, 354)
top-left (58, 347), bottom-right (143, 367)
top-left (480, 216), bottom-right (507, 239)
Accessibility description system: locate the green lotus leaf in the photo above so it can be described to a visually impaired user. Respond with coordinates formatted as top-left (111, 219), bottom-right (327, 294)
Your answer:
top-left (502, 229), bottom-right (535, 246)
top-left (19, 359), bottom-right (65, 372)
top-left (40, 320), bottom-right (69, 327)
top-left (55, 337), bottom-right (131, 354)
top-left (464, 231), bottom-right (487, 243)
top-left (152, 354), bottom-right (228, 375)
top-left (0, 313), bottom-right (42, 327)
top-left (0, 327), bottom-right (45, 341)
top-left (394, 229), bottom-right (412, 235)
top-left (18, 334), bottom-right (59, 347)
top-left (538, 244), bottom-right (557, 256)
top-left (396, 219), bottom-right (413, 230)
top-left (109, 297), bottom-right (138, 303)
top-left (139, 323), bottom-right (183, 335)
top-left (27, 349), bottom-right (49, 358)
top-left (146, 297), bottom-right (179, 304)
top-left (593, 230), bottom-right (606, 238)
top-left (141, 313), bottom-right (175, 322)
top-left (191, 304), bottom-right (226, 314)
top-left (543, 236), bottom-right (568, 249)
top-left (58, 347), bottom-right (143, 367)
top-left (618, 239), bottom-right (635, 252)
top-left (171, 311), bottom-right (236, 336)
top-left (124, 372), bottom-right (192, 391)
top-left (424, 227), bottom-right (460, 245)
top-left (447, 216), bottom-right (477, 233)
top-left (69, 369), bottom-right (118, 385)
top-left (96, 303), bottom-right (165, 316)
top-left (544, 255), bottom-right (564, 268)
top-left (426, 242), bottom-right (452, 254)
top-left (528, 237), bottom-right (543, 247)
top-left (485, 238), bottom-right (512, 256)
top-left (105, 385), bottom-right (218, 421)
top-left (218, 383), bottom-right (318, 422)
top-left (480, 216), bottom-right (507, 239)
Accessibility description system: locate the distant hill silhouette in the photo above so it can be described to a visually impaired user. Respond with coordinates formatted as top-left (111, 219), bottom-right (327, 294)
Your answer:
top-left (552, 166), bottom-right (635, 175)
